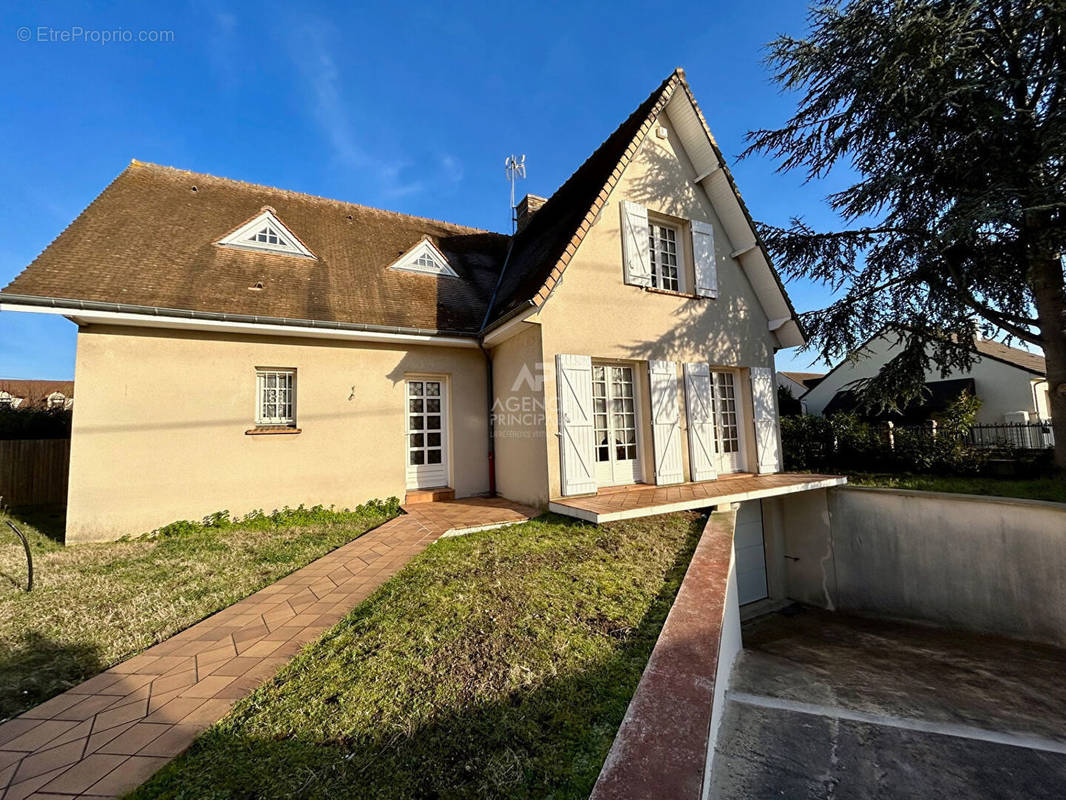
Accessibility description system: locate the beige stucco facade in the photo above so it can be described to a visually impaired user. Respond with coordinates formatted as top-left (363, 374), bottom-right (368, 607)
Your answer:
top-left (60, 103), bottom-right (788, 541)
top-left (66, 325), bottom-right (489, 542)
top-left (533, 109), bottom-right (776, 500)
top-left (801, 333), bottom-right (1048, 423)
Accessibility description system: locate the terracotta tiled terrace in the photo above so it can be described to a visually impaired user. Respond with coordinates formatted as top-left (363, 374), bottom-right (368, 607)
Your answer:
top-left (0, 497), bottom-right (535, 800)
top-left (549, 473), bottom-right (846, 523)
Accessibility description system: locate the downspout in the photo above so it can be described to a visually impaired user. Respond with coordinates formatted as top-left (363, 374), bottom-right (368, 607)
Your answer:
top-left (477, 238), bottom-right (518, 498)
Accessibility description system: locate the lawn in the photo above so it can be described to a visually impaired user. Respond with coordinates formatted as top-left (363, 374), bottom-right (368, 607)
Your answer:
top-left (0, 501), bottom-right (398, 721)
top-left (131, 511), bottom-right (705, 800)
top-left (846, 473), bottom-right (1066, 503)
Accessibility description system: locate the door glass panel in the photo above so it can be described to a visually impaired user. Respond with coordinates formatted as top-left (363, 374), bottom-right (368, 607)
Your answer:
top-left (407, 380), bottom-right (445, 480)
top-left (714, 372), bottom-right (740, 455)
top-left (593, 365), bottom-right (639, 470)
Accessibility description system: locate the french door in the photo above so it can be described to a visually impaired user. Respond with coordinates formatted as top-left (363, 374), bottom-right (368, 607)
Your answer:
top-left (592, 364), bottom-right (643, 486)
top-left (405, 378), bottom-right (448, 489)
top-left (712, 371), bottom-right (746, 473)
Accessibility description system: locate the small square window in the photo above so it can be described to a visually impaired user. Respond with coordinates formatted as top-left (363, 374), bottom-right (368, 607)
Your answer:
top-left (256, 369), bottom-right (296, 426)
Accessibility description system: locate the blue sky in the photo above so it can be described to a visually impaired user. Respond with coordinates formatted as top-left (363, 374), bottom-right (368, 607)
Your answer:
top-left (0, 0), bottom-right (850, 379)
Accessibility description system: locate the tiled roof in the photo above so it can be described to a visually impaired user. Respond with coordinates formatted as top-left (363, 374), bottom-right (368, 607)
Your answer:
top-left (1, 69), bottom-right (794, 340)
top-left (0, 379), bottom-right (74, 407)
top-left (2, 163), bottom-right (508, 335)
top-left (974, 338), bottom-right (1046, 375)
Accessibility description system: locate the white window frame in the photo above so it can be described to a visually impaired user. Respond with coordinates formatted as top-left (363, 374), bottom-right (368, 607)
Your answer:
top-left (255, 368), bottom-right (297, 427)
top-left (218, 209), bottom-right (316, 259)
top-left (648, 219), bottom-right (685, 293)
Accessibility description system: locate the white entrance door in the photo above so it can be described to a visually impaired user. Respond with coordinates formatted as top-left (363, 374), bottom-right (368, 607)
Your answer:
top-left (735, 500), bottom-right (768, 605)
top-left (712, 371), bottom-right (747, 473)
top-left (592, 364), bottom-right (642, 487)
top-left (405, 378), bottom-right (448, 489)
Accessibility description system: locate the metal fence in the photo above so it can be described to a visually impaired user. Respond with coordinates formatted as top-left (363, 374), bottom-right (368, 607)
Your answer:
top-left (968, 421), bottom-right (1056, 450)
top-left (880, 420), bottom-right (1055, 451)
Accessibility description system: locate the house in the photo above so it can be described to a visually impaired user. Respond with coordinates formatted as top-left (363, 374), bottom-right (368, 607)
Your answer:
top-left (0, 379), bottom-right (74, 411)
top-left (0, 69), bottom-right (838, 545)
top-left (776, 371), bottom-right (824, 409)
top-left (776, 371), bottom-right (824, 398)
top-left (801, 329), bottom-right (1051, 424)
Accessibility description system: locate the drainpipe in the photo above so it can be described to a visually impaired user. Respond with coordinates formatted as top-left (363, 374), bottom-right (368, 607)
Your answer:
top-left (477, 236), bottom-right (526, 498)
top-left (478, 339), bottom-right (497, 496)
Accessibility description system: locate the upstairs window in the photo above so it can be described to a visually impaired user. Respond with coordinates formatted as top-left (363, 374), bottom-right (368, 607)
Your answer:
top-left (218, 208), bottom-right (316, 259)
top-left (256, 369), bottom-right (296, 426)
top-left (648, 223), bottom-right (680, 291)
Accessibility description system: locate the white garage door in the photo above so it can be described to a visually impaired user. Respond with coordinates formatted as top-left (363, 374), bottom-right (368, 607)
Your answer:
top-left (735, 500), bottom-right (768, 605)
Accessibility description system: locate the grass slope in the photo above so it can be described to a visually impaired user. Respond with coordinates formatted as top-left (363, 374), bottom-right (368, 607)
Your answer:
top-left (847, 473), bottom-right (1066, 503)
top-left (0, 503), bottom-right (396, 720)
top-left (132, 512), bottom-right (705, 800)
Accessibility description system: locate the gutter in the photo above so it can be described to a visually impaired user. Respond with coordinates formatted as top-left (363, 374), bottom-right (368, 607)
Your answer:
top-left (0, 293), bottom-right (481, 347)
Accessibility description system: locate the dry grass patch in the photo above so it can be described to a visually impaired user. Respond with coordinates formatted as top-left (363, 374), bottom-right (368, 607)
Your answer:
top-left (0, 502), bottom-right (398, 720)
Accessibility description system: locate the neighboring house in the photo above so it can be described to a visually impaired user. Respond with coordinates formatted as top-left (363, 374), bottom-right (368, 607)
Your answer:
top-left (776, 371), bottom-right (824, 399)
top-left (0, 69), bottom-right (811, 543)
top-left (802, 330), bottom-right (1051, 424)
top-left (0, 379), bottom-right (74, 411)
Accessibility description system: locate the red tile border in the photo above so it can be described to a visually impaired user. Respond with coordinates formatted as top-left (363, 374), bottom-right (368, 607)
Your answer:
top-left (590, 510), bottom-right (737, 800)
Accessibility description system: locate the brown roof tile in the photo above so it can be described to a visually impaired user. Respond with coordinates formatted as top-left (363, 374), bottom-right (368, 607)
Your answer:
top-left (2, 162), bottom-right (508, 335)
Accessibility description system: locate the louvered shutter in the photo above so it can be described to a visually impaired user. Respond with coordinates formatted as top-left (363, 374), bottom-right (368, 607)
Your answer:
top-left (556, 354), bottom-right (598, 496)
top-left (620, 200), bottom-right (652, 287)
top-left (683, 363), bottom-right (718, 482)
top-left (691, 219), bottom-right (718, 298)
top-left (649, 360), bottom-right (684, 485)
top-left (750, 366), bottom-right (782, 473)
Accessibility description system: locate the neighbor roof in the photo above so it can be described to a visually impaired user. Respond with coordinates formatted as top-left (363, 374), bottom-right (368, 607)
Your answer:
top-left (780, 371), bottom-right (825, 389)
top-left (974, 338), bottom-right (1046, 375)
top-left (1, 69), bottom-right (801, 342)
top-left (0, 379), bottom-right (74, 407)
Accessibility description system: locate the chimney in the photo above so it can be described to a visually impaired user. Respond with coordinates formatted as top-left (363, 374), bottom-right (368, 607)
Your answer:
top-left (515, 194), bottom-right (547, 233)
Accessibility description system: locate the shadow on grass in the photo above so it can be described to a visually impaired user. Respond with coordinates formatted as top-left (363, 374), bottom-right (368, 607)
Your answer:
top-left (4, 504), bottom-right (66, 544)
top-left (131, 516), bottom-right (706, 800)
top-left (0, 631), bottom-right (105, 721)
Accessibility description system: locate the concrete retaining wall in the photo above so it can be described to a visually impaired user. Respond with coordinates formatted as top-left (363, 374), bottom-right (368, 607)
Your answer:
top-left (777, 486), bottom-right (1066, 647)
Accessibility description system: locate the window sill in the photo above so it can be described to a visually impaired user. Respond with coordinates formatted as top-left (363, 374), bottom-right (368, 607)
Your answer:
top-left (643, 286), bottom-right (708, 300)
top-left (245, 426), bottom-right (302, 435)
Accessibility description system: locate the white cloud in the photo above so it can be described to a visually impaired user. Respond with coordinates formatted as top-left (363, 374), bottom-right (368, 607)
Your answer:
top-left (291, 23), bottom-right (463, 199)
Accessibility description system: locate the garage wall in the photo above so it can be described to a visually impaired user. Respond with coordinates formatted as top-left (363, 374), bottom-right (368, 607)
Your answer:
top-left (776, 486), bottom-right (1066, 647)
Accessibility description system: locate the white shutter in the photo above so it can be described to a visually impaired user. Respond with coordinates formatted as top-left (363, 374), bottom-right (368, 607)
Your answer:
top-left (750, 366), bottom-right (782, 473)
top-left (556, 354), bottom-right (598, 496)
top-left (683, 363), bottom-right (718, 482)
top-left (691, 219), bottom-right (718, 298)
top-left (620, 200), bottom-right (652, 287)
top-left (649, 360), bottom-right (684, 485)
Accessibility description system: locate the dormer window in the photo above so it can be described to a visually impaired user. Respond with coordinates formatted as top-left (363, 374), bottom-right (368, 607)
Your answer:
top-left (388, 238), bottom-right (459, 278)
top-left (218, 208), bottom-right (316, 259)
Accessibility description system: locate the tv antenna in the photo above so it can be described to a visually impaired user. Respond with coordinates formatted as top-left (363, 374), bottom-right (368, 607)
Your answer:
top-left (505, 154), bottom-right (526, 232)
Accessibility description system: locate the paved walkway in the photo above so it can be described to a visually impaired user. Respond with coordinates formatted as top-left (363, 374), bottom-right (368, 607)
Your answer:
top-left (0, 498), bottom-right (535, 800)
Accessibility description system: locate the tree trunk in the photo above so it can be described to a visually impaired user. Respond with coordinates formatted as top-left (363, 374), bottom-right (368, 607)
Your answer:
top-left (1031, 259), bottom-right (1066, 471)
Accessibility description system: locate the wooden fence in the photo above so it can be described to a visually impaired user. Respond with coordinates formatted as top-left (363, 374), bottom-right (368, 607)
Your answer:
top-left (0, 438), bottom-right (70, 506)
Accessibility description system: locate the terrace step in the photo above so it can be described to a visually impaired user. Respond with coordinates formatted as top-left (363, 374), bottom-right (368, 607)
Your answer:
top-left (404, 487), bottom-right (455, 504)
